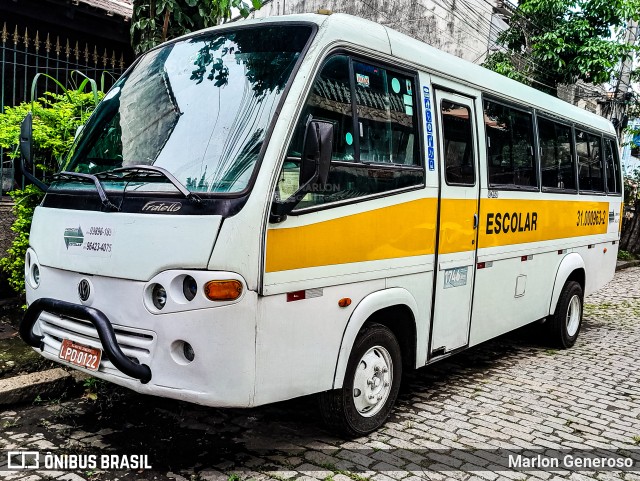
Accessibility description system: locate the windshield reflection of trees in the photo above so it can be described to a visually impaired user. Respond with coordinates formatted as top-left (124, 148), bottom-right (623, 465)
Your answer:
top-left (185, 27), bottom-right (308, 192)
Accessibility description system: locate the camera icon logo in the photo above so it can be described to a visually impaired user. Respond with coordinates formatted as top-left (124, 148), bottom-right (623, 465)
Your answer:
top-left (7, 451), bottom-right (39, 469)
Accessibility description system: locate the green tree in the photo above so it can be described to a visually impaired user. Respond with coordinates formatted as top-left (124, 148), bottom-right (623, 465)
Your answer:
top-left (0, 89), bottom-right (102, 294)
top-left (483, 0), bottom-right (640, 94)
top-left (131, 0), bottom-right (263, 56)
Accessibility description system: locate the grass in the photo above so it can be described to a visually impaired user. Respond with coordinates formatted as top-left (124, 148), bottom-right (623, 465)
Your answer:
top-left (617, 250), bottom-right (636, 261)
top-left (2, 419), bottom-right (18, 429)
top-left (633, 435), bottom-right (640, 445)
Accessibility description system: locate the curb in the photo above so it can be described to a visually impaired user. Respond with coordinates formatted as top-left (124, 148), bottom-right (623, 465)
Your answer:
top-left (0, 368), bottom-right (71, 405)
top-left (616, 260), bottom-right (640, 271)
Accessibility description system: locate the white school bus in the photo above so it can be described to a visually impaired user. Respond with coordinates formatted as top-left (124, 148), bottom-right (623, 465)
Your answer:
top-left (19, 12), bottom-right (622, 436)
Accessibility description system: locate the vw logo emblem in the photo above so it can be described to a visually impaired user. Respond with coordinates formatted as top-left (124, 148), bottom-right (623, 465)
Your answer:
top-left (78, 279), bottom-right (91, 302)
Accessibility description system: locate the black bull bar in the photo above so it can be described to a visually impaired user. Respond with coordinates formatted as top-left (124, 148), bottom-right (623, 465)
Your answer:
top-left (20, 298), bottom-right (152, 384)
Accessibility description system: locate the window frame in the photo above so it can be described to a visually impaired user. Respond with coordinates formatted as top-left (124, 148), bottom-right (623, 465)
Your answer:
top-left (536, 114), bottom-right (578, 195)
top-left (286, 50), bottom-right (426, 216)
top-left (574, 125), bottom-right (607, 196)
top-left (440, 98), bottom-right (477, 187)
top-left (604, 136), bottom-right (622, 197)
top-left (482, 95), bottom-right (540, 192)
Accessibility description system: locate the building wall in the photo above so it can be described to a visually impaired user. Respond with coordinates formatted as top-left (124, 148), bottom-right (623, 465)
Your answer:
top-left (622, 118), bottom-right (640, 177)
top-left (246, 0), bottom-right (508, 64)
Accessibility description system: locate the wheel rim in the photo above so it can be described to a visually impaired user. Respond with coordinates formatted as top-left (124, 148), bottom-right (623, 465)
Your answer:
top-left (352, 345), bottom-right (393, 418)
top-left (566, 294), bottom-right (581, 337)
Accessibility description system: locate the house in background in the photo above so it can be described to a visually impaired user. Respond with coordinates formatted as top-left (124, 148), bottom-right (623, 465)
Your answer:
top-left (1, 0), bottom-right (133, 109)
top-left (622, 118), bottom-right (640, 177)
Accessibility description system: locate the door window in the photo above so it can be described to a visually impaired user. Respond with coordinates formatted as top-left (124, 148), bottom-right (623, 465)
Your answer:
top-left (441, 100), bottom-right (475, 185)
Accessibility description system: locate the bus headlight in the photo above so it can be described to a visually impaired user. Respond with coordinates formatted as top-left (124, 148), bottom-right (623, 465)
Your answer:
top-left (151, 284), bottom-right (167, 310)
top-left (182, 276), bottom-right (197, 301)
top-left (31, 264), bottom-right (40, 288)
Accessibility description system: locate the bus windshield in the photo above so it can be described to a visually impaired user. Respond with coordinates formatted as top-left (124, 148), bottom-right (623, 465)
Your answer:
top-left (59, 25), bottom-right (312, 195)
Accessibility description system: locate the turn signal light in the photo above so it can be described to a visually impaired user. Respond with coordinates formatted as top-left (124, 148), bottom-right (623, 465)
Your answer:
top-left (204, 280), bottom-right (243, 301)
top-left (338, 298), bottom-right (352, 308)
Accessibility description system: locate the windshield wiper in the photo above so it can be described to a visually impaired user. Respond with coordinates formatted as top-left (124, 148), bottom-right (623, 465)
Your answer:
top-left (102, 165), bottom-right (202, 205)
top-left (54, 171), bottom-right (120, 212)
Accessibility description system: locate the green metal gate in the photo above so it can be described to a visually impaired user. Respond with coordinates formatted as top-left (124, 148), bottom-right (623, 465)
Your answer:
top-left (1, 21), bottom-right (128, 199)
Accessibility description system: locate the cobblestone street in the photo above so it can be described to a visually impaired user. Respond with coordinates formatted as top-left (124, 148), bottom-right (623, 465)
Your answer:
top-left (2, 268), bottom-right (640, 481)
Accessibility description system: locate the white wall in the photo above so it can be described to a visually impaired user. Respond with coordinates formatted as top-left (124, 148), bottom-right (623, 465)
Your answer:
top-left (244, 0), bottom-right (508, 64)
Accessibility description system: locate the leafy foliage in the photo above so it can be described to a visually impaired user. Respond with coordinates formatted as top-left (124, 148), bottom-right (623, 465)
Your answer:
top-left (0, 90), bottom-right (102, 175)
top-left (131, 0), bottom-right (263, 56)
top-left (0, 185), bottom-right (44, 293)
top-left (0, 88), bottom-right (102, 294)
top-left (483, 0), bottom-right (640, 93)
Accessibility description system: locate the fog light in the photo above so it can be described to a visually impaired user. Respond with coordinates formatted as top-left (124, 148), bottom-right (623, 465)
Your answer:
top-left (152, 284), bottom-right (167, 310)
top-left (204, 280), bottom-right (243, 301)
top-left (183, 276), bottom-right (197, 301)
top-left (183, 342), bottom-right (195, 362)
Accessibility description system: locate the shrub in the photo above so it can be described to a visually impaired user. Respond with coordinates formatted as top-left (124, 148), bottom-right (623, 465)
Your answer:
top-left (0, 88), bottom-right (102, 294)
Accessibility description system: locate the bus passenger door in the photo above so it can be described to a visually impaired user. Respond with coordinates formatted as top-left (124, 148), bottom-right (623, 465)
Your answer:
top-left (430, 91), bottom-right (479, 358)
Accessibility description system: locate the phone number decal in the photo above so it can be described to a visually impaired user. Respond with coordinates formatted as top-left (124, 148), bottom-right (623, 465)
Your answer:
top-left (84, 242), bottom-right (112, 253)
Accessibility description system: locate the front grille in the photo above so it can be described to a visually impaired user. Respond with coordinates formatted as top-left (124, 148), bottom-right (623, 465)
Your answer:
top-left (38, 311), bottom-right (155, 378)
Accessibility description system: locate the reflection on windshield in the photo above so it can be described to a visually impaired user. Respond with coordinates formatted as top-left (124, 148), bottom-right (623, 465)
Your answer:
top-left (61, 25), bottom-right (312, 194)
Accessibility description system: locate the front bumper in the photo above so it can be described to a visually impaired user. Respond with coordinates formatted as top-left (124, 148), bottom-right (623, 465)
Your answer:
top-left (21, 298), bottom-right (152, 383)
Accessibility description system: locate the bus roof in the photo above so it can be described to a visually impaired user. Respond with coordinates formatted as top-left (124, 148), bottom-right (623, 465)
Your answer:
top-left (190, 12), bottom-right (616, 136)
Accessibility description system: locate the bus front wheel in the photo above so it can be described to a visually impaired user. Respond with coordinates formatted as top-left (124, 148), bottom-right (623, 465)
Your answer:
top-left (319, 323), bottom-right (402, 437)
top-left (549, 280), bottom-right (583, 348)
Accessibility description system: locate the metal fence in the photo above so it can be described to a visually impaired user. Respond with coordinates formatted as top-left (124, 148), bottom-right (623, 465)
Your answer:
top-left (0, 21), bottom-right (128, 200)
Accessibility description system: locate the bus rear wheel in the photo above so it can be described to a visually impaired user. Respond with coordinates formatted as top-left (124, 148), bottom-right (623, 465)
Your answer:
top-left (319, 323), bottom-right (402, 437)
top-left (549, 280), bottom-right (583, 348)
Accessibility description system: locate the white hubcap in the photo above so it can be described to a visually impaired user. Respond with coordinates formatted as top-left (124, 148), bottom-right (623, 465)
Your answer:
top-left (566, 294), bottom-right (581, 337)
top-left (352, 346), bottom-right (393, 417)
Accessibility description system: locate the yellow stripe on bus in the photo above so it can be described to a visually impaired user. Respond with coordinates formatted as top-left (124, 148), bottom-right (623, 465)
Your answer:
top-left (266, 198), bottom-right (612, 272)
top-left (265, 198), bottom-right (438, 272)
top-left (478, 199), bottom-right (609, 248)
top-left (437, 198), bottom-right (477, 254)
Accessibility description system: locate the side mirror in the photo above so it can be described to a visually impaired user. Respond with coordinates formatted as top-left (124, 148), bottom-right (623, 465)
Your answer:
top-left (299, 119), bottom-right (332, 188)
top-left (16, 112), bottom-right (48, 192)
top-left (20, 112), bottom-right (33, 171)
top-left (271, 118), bottom-right (333, 222)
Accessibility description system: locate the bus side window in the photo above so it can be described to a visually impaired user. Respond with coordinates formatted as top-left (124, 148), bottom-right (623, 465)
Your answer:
top-left (538, 118), bottom-right (576, 191)
top-left (576, 130), bottom-right (605, 193)
top-left (278, 55), bottom-right (423, 211)
top-left (278, 55), bottom-right (354, 201)
top-left (352, 61), bottom-right (419, 166)
top-left (484, 100), bottom-right (537, 189)
top-left (605, 138), bottom-right (621, 195)
top-left (441, 100), bottom-right (474, 185)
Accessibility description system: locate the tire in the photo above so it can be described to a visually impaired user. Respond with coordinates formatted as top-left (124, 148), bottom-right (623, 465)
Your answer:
top-left (549, 280), bottom-right (583, 348)
top-left (319, 323), bottom-right (402, 437)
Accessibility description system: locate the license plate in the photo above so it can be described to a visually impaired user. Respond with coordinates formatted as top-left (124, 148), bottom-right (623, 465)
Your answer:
top-left (59, 339), bottom-right (102, 371)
